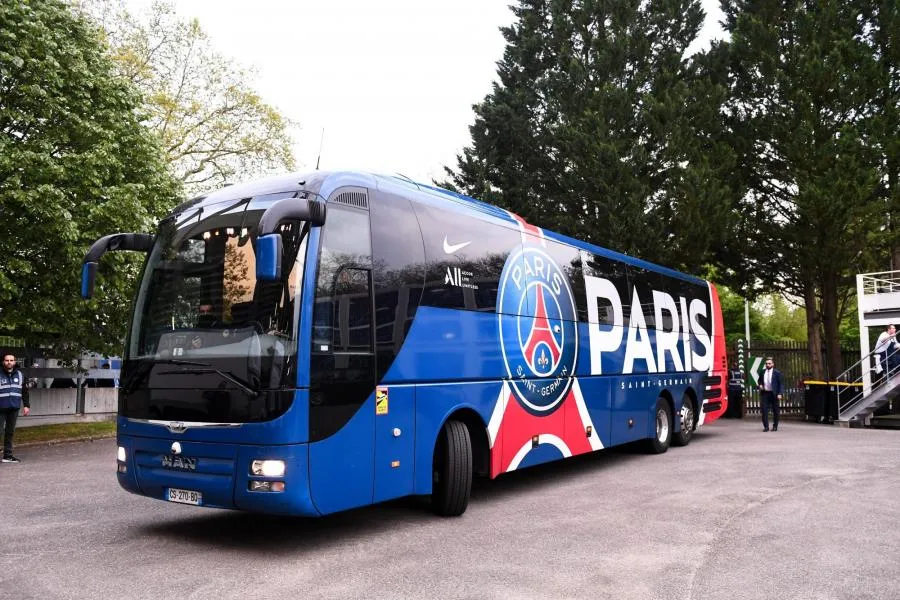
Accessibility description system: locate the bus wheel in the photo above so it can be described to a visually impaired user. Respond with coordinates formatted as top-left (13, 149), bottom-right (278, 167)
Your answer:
top-left (432, 420), bottom-right (472, 517)
top-left (672, 395), bottom-right (694, 447)
top-left (646, 398), bottom-right (672, 454)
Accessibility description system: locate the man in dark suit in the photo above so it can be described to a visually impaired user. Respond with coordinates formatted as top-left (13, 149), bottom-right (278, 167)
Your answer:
top-left (758, 356), bottom-right (782, 432)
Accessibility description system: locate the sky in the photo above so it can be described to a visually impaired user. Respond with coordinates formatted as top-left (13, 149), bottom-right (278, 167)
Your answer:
top-left (126, 0), bottom-right (727, 184)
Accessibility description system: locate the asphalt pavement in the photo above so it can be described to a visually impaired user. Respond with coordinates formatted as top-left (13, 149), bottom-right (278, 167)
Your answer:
top-left (2, 418), bottom-right (900, 600)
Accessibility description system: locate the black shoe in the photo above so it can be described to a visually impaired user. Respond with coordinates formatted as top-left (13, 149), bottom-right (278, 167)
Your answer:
top-left (763, 428), bottom-right (769, 432)
top-left (772, 427), bottom-right (778, 432)
top-left (2, 455), bottom-right (20, 463)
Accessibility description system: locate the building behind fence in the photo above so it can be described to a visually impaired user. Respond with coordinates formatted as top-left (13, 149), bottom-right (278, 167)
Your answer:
top-left (0, 340), bottom-right (119, 427)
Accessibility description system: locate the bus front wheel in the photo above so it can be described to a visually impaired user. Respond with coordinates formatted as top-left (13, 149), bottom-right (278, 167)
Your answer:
top-left (646, 398), bottom-right (672, 454)
top-left (431, 420), bottom-right (472, 517)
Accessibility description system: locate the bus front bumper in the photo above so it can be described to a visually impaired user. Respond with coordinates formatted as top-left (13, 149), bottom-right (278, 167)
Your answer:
top-left (117, 434), bottom-right (320, 516)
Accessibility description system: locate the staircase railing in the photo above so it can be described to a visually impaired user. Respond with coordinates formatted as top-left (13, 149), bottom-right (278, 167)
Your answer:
top-left (836, 344), bottom-right (900, 420)
top-left (861, 271), bottom-right (900, 295)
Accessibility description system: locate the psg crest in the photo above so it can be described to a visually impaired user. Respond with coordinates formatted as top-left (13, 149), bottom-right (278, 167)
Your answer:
top-left (497, 246), bottom-right (578, 414)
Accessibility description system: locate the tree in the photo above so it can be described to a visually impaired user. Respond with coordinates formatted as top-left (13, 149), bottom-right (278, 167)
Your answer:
top-left (757, 295), bottom-right (808, 342)
top-left (0, 0), bottom-right (180, 360)
top-left (860, 2), bottom-right (900, 270)
top-left (718, 285), bottom-right (758, 346)
top-left (445, 0), bottom-right (736, 275)
top-left (82, 0), bottom-right (296, 193)
top-left (721, 0), bottom-right (888, 378)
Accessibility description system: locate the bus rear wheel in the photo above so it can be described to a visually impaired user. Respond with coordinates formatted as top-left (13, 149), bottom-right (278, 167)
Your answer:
top-left (672, 395), bottom-right (695, 447)
top-left (432, 420), bottom-right (472, 517)
top-left (646, 398), bottom-right (672, 454)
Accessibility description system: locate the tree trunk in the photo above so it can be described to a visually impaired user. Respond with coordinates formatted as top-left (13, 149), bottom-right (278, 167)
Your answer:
top-left (804, 284), bottom-right (825, 380)
top-left (820, 273), bottom-right (843, 380)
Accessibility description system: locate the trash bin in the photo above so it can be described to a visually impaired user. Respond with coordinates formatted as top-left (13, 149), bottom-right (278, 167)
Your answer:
top-left (804, 380), bottom-right (842, 424)
top-left (804, 381), bottom-right (828, 423)
top-left (824, 384), bottom-right (839, 424)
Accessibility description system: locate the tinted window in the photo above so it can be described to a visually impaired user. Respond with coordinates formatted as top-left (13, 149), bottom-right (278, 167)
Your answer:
top-left (522, 236), bottom-right (583, 322)
top-left (369, 190), bottom-right (427, 381)
top-left (312, 206), bottom-right (372, 352)
top-left (628, 267), bottom-right (709, 333)
top-left (413, 202), bottom-right (522, 312)
top-left (120, 194), bottom-right (310, 424)
top-left (582, 251), bottom-right (631, 325)
top-left (309, 201), bottom-right (376, 441)
top-left (629, 267), bottom-right (663, 329)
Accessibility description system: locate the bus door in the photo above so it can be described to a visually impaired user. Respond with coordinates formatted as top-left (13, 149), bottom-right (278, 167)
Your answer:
top-left (369, 191), bottom-right (426, 503)
top-left (308, 201), bottom-right (377, 514)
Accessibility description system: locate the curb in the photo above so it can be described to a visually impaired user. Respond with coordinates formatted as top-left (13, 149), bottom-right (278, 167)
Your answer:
top-left (18, 433), bottom-right (117, 448)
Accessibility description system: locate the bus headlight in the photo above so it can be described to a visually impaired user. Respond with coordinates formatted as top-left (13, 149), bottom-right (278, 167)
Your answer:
top-left (117, 446), bottom-right (126, 463)
top-left (250, 460), bottom-right (285, 477)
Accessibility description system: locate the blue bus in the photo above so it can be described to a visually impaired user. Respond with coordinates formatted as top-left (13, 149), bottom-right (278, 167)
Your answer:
top-left (82, 171), bottom-right (727, 517)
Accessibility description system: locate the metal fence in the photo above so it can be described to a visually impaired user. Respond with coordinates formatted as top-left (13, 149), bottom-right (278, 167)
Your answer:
top-left (735, 340), bottom-right (857, 419)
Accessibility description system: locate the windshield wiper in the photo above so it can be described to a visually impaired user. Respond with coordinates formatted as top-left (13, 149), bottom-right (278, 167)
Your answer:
top-left (122, 358), bottom-right (214, 394)
top-left (153, 358), bottom-right (211, 367)
top-left (158, 365), bottom-right (260, 398)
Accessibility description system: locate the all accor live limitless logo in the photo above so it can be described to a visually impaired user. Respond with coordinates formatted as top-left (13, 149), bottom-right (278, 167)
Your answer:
top-left (445, 266), bottom-right (479, 290)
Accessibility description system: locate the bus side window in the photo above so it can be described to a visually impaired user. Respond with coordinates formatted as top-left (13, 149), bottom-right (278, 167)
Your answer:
top-left (311, 205), bottom-right (373, 354)
top-left (334, 267), bottom-right (373, 353)
top-left (584, 253), bottom-right (631, 325)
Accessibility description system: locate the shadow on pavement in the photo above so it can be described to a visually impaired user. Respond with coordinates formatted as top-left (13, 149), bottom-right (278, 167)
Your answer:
top-left (136, 433), bottom-right (718, 553)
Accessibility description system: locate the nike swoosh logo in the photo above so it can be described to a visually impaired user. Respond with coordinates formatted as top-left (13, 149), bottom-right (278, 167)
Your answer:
top-left (443, 237), bottom-right (471, 254)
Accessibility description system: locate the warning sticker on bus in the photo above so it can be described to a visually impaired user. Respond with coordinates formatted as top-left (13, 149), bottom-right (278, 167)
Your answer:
top-left (376, 387), bottom-right (389, 415)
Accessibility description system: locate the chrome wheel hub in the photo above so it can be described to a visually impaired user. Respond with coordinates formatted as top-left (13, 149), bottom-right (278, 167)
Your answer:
top-left (681, 402), bottom-right (694, 435)
top-left (656, 409), bottom-right (669, 443)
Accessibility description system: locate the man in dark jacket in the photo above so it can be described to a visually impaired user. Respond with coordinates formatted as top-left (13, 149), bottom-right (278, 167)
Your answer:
top-left (757, 356), bottom-right (782, 432)
top-left (1, 353), bottom-right (31, 462)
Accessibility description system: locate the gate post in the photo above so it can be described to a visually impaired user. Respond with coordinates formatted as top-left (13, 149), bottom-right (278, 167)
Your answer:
top-left (737, 339), bottom-right (745, 417)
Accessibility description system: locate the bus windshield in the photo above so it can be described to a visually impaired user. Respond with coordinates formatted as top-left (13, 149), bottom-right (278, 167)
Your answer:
top-left (122, 194), bottom-right (309, 422)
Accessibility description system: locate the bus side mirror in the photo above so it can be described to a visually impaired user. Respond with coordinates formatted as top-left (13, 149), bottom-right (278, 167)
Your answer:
top-left (81, 262), bottom-right (98, 299)
top-left (81, 232), bottom-right (154, 299)
top-left (256, 234), bottom-right (283, 281)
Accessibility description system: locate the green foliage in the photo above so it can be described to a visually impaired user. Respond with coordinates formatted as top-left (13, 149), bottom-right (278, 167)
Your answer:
top-left (718, 285), bottom-right (750, 345)
top-left (716, 286), bottom-right (804, 345)
top-left (0, 0), bottom-right (180, 359)
top-left (720, 0), bottom-right (891, 376)
top-left (444, 0), bottom-right (736, 276)
top-left (838, 293), bottom-right (860, 350)
top-left (82, 0), bottom-right (296, 194)
top-left (756, 296), bottom-right (808, 343)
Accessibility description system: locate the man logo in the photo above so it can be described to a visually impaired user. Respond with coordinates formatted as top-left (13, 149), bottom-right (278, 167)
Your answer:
top-left (161, 454), bottom-right (197, 471)
top-left (498, 246), bottom-right (578, 414)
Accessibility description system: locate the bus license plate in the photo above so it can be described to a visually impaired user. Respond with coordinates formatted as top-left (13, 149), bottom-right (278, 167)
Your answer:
top-left (167, 487), bottom-right (202, 506)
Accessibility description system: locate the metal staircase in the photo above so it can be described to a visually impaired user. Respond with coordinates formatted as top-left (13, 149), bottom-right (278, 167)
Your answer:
top-left (843, 269), bottom-right (900, 426)
top-left (836, 347), bottom-right (900, 426)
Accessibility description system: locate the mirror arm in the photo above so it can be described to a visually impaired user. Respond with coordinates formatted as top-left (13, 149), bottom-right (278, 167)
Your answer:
top-left (258, 198), bottom-right (326, 236)
top-left (81, 233), bottom-right (154, 299)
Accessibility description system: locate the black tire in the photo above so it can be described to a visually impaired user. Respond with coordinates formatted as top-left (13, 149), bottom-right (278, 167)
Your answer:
top-left (646, 398), bottom-right (672, 454)
top-left (672, 394), bottom-right (695, 447)
top-left (432, 420), bottom-right (472, 517)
